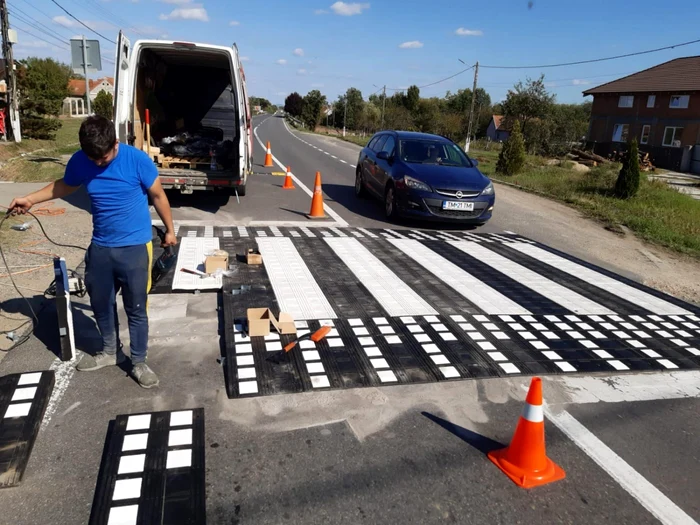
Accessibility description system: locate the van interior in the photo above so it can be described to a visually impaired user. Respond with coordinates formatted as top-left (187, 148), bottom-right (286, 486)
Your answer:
top-left (133, 46), bottom-right (239, 172)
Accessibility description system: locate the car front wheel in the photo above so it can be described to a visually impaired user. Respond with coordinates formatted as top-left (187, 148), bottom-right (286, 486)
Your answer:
top-left (385, 185), bottom-right (397, 220)
top-left (355, 169), bottom-right (367, 198)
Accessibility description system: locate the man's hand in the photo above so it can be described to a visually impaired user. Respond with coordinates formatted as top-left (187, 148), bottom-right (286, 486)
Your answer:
top-left (7, 197), bottom-right (33, 215)
top-left (162, 231), bottom-right (178, 247)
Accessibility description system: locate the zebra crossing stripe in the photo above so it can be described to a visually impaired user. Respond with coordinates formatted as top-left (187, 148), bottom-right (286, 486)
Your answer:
top-left (300, 226), bottom-right (316, 238)
top-left (388, 239), bottom-right (530, 315)
top-left (204, 225), bottom-right (213, 238)
top-left (508, 242), bottom-right (692, 315)
top-left (449, 241), bottom-right (615, 315)
top-left (356, 228), bottom-right (378, 238)
top-left (237, 226), bottom-right (249, 237)
top-left (324, 237), bottom-right (437, 317)
top-left (256, 238), bottom-right (337, 320)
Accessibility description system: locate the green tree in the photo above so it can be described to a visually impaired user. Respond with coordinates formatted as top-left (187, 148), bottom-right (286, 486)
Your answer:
top-left (406, 85), bottom-right (420, 113)
top-left (496, 120), bottom-right (526, 176)
top-left (93, 90), bottom-right (113, 120)
top-left (301, 90), bottom-right (326, 130)
top-left (334, 88), bottom-right (364, 130)
top-left (284, 92), bottom-right (304, 117)
top-left (615, 139), bottom-right (641, 199)
top-left (502, 75), bottom-right (555, 137)
top-left (16, 57), bottom-right (71, 139)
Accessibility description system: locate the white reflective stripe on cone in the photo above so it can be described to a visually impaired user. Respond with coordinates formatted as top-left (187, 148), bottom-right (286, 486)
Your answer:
top-left (521, 403), bottom-right (544, 423)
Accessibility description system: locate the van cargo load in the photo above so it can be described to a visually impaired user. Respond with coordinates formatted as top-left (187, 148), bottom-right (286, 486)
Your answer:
top-left (113, 33), bottom-right (252, 195)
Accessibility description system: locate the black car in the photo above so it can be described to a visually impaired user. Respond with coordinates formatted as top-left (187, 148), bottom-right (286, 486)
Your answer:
top-left (355, 131), bottom-right (495, 224)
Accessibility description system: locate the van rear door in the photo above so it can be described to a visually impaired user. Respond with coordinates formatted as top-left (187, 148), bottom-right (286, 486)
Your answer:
top-left (113, 31), bottom-right (131, 143)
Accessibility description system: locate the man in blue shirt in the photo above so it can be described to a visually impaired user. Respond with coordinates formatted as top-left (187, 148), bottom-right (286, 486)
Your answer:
top-left (9, 116), bottom-right (176, 388)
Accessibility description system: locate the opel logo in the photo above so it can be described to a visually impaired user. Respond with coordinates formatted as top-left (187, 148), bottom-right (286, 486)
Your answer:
top-left (456, 191), bottom-right (463, 199)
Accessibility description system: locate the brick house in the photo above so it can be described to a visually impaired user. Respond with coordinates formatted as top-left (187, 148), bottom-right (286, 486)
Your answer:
top-left (485, 115), bottom-right (510, 142)
top-left (583, 56), bottom-right (700, 173)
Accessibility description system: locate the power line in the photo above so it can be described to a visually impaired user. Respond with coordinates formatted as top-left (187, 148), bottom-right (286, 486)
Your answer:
top-left (386, 65), bottom-right (475, 91)
top-left (9, 9), bottom-right (71, 47)
top-left (49, 0), bottom-right (116, 44)
top-left (65, 0), bottom-right (144, 37)
top-left (12, 23), bottom-right (70, 50)
top-left (8, 2), bottom-right (73, 42)
top-left (481, 37), bottom-right (700, 69)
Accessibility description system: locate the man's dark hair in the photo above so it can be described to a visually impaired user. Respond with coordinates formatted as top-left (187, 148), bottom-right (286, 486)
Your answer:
top-left (79, 115), bottom-right (117, 159)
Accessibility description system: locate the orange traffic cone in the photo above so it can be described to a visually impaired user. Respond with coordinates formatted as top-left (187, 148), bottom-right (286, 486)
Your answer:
top-left (307, 171), bottom-right (327, 219)
top-left (264, 141), bottom-right (274, 167)
top-left (487, 377), bottom-right (565, 488)
top-left (282, 166), bottom-right (295, 190)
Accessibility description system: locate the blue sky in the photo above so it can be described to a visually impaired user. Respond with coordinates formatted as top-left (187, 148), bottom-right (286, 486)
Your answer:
top-left (9, 0), bottom-right (700, 106)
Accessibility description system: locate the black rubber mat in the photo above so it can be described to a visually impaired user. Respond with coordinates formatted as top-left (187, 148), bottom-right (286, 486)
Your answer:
top-left (0, 371), bottom-right (54, 488)
top-left (89, 408), bottom-right (206, 525)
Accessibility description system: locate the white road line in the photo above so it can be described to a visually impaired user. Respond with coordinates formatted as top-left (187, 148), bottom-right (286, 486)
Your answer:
top-left (253, 120), bottom-right (348, 226)
top-left (389, 239), bottom-right (530, 315)
top-left (282, 119), bottom-right (355, 168)
top-left (325, 237), bottom-right (437, 317)
top-left (545, 407), bottom-right (697, 525)
top-left (41, 354), bottom-right (80, 430)
top-left (449, 241), bottom-right (615, 315)
top-left (340, 160), bottom-right (347, 164)
top-left (257, 237), bottom-right (337, 320)
top-left (508, 242), bottom-right (691, 315)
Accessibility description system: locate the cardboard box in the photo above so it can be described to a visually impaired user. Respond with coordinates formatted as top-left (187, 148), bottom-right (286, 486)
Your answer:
top-left (272, 312), bottom-right (297, 335)
top-left (246, 249), bottom-right (262, 265)
top-left (205, 253), bottom-right (229, 274)
top-left (247, 308), bottom-right (273, 337)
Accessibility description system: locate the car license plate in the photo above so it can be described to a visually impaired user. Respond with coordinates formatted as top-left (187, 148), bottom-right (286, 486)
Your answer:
top-left (442, 201), bottom-right (474, 211)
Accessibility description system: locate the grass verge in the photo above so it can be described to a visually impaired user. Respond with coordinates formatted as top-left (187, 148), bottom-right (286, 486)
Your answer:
top-left (471, 147), bottom-right (700, 258)
top-left (0, 118), bottom-right (83, 182)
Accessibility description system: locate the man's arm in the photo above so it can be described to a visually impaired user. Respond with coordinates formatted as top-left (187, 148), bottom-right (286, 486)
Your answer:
top-left (147, 178), bottom-right (177, 246)
top-left (8, 179), bottom-right (79, 215)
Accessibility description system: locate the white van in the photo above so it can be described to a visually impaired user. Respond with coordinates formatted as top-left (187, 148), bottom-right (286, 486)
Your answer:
top-left (113, 32), bottom-right (253, 196)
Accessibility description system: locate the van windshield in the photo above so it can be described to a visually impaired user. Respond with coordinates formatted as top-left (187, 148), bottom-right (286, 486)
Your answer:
top-left (399, 140), bottom-right (473, 167)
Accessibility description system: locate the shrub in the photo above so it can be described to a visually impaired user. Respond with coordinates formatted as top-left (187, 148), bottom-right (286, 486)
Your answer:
top-left (496, 120), bottom-right (526, 175)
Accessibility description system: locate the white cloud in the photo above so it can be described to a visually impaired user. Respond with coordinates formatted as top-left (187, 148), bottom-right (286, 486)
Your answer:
top-left (314, 9), bottom-right (329, 14)
top-left (158, 0), bottom-right (192, 4)
top-left (159, 5), bottom-right (209, 21)
top-left (544, 81), bottom-right (558, 88)
top-left (297, 68), bottom-right (307, 75)
top-left (399, 41), bottom-right (423, 49)
top-left (53, 15), bottom-right (111, 30)
top-left (132, 25), bottom-right (164, 35)
top-left (330, 2), bottom-right (370, 16)
top-left (276, 59), bottom-right (287, 65)
top-left (311, 83), bottom-right (324, 88)
top-left (229, 20), bottom-right (240, 26)
top-left (572, 79), bottom-right (591, 86)
top-left (15, 40), bottom-right (50, 49)
top-left (455, 28), bottom-right (483, 36)
top-left (276, 91), bottom-right (288, 97)
top-left (240, 56), bottom-right (250, 62)
top-left (293, 48), bottom-right (304, 57)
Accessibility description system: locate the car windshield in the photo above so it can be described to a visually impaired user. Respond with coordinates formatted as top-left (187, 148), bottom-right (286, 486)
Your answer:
top-left (399, 140), bottom-right (473, 167)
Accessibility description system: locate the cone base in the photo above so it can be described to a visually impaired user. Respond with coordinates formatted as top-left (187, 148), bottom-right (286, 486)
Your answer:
top-left (487, 447), bottom-right (566, 488)
top-left (306, 214), bottom-right (328, 220)
top-left (264, 162), bottom-right (274, 167)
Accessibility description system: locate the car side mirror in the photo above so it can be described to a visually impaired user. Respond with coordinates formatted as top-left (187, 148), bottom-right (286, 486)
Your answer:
top-left (471, 159), bottom-right (479, 167)
top-left (376, 151), bottom-right (389, 161)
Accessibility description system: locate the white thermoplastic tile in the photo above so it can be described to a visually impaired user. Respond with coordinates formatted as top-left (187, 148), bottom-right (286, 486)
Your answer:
top-left (256, 238), bottom-right (337, 320)
top-left (507, 242), bottom-right (692, 315)
top-left (172, 237), bottom-right (223, 291)
top-left (326, 238), bottom-right (437, 317)
top-left (387, 239), bottom-right (529, 315)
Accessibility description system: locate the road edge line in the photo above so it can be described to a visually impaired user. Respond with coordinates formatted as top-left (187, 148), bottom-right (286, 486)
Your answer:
top-left (253, 118), bottom-right (348, 227)
top-left (544, 406), bottom-right (698, 525)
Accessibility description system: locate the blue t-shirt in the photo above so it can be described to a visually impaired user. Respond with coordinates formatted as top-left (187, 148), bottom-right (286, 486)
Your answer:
top-left (64, 144), bottom-right (158, 248)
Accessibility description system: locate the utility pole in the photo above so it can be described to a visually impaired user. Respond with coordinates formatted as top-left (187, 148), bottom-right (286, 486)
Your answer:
top-left (343, 96), bottom-right (347, 137)
top-left (1, 0), bottom-right (21, 141)
top-left (81, 35), bottom-right (92, 115)
top-left (381, 85), bottom-right (386, 130)
top-left (465, 61), bottom-right (479, 153)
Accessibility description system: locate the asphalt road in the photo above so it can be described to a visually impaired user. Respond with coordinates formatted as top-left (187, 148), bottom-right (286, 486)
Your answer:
top-left (1, 113), bottom-right (699, 525)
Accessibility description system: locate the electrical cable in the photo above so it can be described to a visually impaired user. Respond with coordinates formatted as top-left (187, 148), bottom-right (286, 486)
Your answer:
top-left (7, 6), bottom-right (74, 46)
top-left (48, 0), bottom-right (117, 44)
top-left (386, 65), bottom-right (475, 91)
top-left (0, 209), bottom-right (87, 352)
top-left (480, 37), bottom-right (700, 69)
top-left (11, 23), bottom-right (71, 51)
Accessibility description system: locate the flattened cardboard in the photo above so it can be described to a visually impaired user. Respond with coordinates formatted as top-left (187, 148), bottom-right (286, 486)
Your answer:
top-left (247, 308), bottom-right (272, 337)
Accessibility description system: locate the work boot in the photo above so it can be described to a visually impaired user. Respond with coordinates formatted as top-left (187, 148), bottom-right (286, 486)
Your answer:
top-left (76, 352), bottom-right (125, 371)
top-left (132, 362), bottom-right (159, 389)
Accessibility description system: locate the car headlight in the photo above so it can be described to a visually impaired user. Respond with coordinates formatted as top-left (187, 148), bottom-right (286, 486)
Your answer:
top-left (403, 176), bottom-right (432, 192)
top-left (481, 182), bottom-right (494, 196)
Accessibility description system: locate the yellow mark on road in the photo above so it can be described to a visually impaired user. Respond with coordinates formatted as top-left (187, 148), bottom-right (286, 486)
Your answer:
top-left (271, 171), bottom-right (286, 176)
